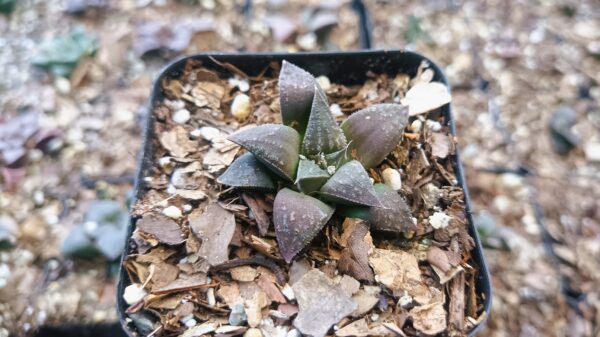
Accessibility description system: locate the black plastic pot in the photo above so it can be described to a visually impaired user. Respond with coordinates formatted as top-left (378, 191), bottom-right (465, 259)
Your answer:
top-left (118, 50), bottom-right (492, 336)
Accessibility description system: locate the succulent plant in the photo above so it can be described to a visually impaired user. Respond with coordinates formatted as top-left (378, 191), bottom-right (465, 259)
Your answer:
top-left (218, 61), bottom-right (414, 262)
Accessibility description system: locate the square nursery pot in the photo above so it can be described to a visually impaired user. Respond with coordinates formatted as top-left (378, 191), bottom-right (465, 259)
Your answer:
top-left (118, 50), bottom-right (492, 336)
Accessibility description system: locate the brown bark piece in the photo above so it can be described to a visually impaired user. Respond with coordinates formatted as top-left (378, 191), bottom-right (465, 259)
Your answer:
top-left (292, 269), bottom-right (357, 337)
top-left (136, 214), bottom-right (184, 245)
top-left (338, 219), bottom-right (375, 282)
top-left (242, 193), bottom-right (271, 236)
top-left (189, 203), bottom-right (236, 272)
top-left (448, 271), bottom-right (465, 334)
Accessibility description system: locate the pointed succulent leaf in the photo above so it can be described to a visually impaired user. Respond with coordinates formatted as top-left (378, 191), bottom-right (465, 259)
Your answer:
top-left (341, 104), bottom-right (409, 169)
top-left (369, 184), bottom-right (414, 233)
top-left (302, 85), bottom-right (347, 156)
top-left (228, 124), bottom-right (301, 182)
top-left (279, 60), bottom-right (317, 134)
top-left (274, 188), bottom-right (335, 263)
top-left (324, 141), bottom-right (352, 169)
top-left (319, 160), bottom-right (381, 207)
top-left (295, 157), bottom-right (330, 194)
top-left (217, 153), bottom-right (276, 190)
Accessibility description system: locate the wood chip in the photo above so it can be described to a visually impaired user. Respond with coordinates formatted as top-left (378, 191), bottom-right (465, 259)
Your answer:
top-left (136, 214), bottom-right (184, 245)
top-left (368, 248), bottom-right (431, 304)
top-left (159, 125), bottom-right (197, 158)
top-left (426, 246), bottom-right (464, 284)
top-left (230, 266), bottom-right (258, 282)
top-left (292, 269), bottom-right (357, 337)
top-left (409, 290), bottom-right (447, 335)
top-left (338, 219), bottom-right (375, 282)
top-left (189, 203), bottom-right (236, 271)
top-left (242, 193), bottom-right (271, 236)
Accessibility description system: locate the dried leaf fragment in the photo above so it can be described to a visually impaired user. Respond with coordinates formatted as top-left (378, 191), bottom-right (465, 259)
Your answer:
top-left (409, 294), bottom-right (447, 335)
top-left (401, 82), bottom-right (451, 116)
top-left (189, 203), bottom-right (236, 271)
top-left (136, 214), bottom-right (184, 245)
top-left (368, 248), bottom-right (430, 303)
top-left (159, 125), bottom-right (197, 158)
top-left (292, 269), bottom-right (357, 337)
top-left (426, 246), bottom-right (464, 284)
top-left (338, 219), bottom-right (375, 282)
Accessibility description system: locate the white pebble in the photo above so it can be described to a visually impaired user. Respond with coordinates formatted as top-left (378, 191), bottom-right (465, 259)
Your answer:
top-left (382, 168), bottom-right (402, 191)
top-left (123, 284), bottom-right (147, 305)
top-left (410, 119), bottom-right (422, 133)
top-left (162, 205), bottom-right (182, 219)
top-left (231, 94), bottom-right (252, 121)
top-left (182, 204), bottom-right (193, 213)
top-left (228, 77), bottom-right (250, 92)
top-left (330, 103), bottom-right (343, 117)
top-left (584, 142), bottom-right (600, 162)
top-left (197, 126), bottom-right (221, 142)
top-left (172, 109), bottom-right (191, 124)
top-left (327, 166), bottom-right (336, 175)
top-left (316, 75), bottom-right (331, 90)
top-left (287, 329), bottom-right (301, 337)
top-left (190, 128), bottom-right (202, 139)
top-left (429, 212), bottom-right (452, 229)
top-left (181, 314), bottom-right (197, 328)
top-left (398, 293), bottom-right (413, 307)
top-left (426, 120), bottom-right (442, 132)
top-left (54, 77), bottom-right (71, 95)
top-left (296, 33), bottom-right (317, 50)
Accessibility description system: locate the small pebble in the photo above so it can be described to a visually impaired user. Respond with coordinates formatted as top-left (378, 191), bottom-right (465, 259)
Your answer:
top-left (123, 284), bottom-right (147, 305)
top-left (327, 166), bottom-right (336, 175)
top-left (382, 168), bottom-right (402, 191)
top-left (228, 77), bottom-right (250, 92)
top-left (429, 212), bottom-right (452, 229)
top-left (172, 109), bottom-right (191, 124)
top-left (330, 103), bottom-right (343, 117)
top-left (426, 120), bottom-right (442, 132)
top-left (182, 204), bottom-right (193, 213)
top-left (229, 304), bottom-right (247, 326)
top-left (162, 206), bottom-right (182, 219)
top-left (584, 142), bottom-right (600, 162)
top-left (286, 329), bottom-right (301, 337)
top-left (296, 32), bottom-right (317, 50)
top-left (231, 94), bottom-right (252, 121)
top-left (398, 293), bottom-right (413, 308)
top-left (54, 76), bottom-right (71, 95)
top-left (410, 119), bottom-right (422, 133)
top-left (244, 328), bottom-right (263, 337)
top-left (316, 75), bottom-right (331, 90)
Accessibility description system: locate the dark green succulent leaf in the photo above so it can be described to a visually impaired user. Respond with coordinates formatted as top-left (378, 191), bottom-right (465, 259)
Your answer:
top-left (295, 157), bottom-right (330, 194)
top-left (324, 141), bottom-right (352, 169)
top-left (279, 60), bottom-right (317, 134)
top-left (319, 160), bottom-right (381, 207)
top-left (228, 124), bottom-right (301, 182)
top-left (274, 188), bottom-right (335, 263)
top-left (341, 104), bottom-right (409, 169)
top-left (217, 153), bottom-right (276, 190)
top-left (336, 205), bottom-right (370, 220)
top-left (302, 85), bottom-right (347, 155)
top-left (369, 184), bottom-right (414, 233)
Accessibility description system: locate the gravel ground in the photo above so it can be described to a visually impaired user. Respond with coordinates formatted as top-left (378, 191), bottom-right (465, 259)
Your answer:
top-left (0, 0), bottom-right (598, 336)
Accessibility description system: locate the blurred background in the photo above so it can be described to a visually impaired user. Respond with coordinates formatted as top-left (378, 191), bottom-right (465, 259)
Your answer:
top-left (0, 0), bottom-right (598, 336)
